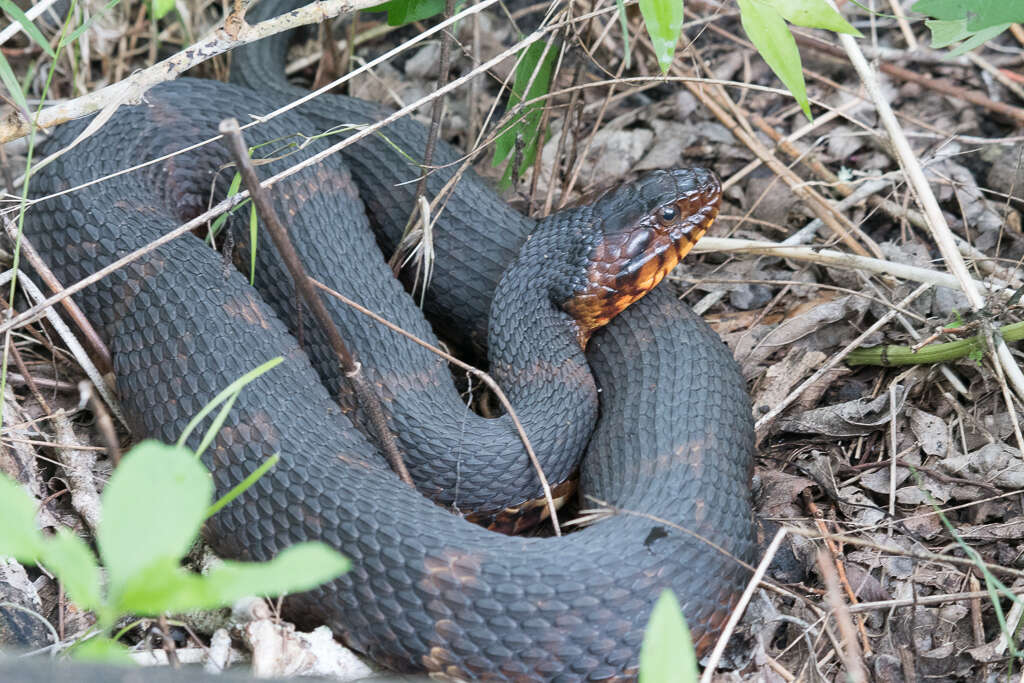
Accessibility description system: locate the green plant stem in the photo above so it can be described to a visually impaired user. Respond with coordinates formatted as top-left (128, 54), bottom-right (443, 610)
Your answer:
top-left (205, 453), bottom-right (279, 519)
top-left (847, 320), bottom-right (1024, 366)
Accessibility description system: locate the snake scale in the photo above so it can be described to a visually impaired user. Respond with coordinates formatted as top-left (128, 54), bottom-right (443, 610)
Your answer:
top-left (20, 0), bottom-right (756, 678)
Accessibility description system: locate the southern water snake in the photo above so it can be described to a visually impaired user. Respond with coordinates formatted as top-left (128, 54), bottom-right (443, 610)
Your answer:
top-left (22, 0), bottom-right (756, 678)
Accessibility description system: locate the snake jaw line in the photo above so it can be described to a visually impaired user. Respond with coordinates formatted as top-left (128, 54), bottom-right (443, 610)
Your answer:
top-left (563, 168), bottom-right (722, 347)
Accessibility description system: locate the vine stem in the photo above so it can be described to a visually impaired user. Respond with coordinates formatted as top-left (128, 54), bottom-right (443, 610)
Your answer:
top-left (846, 322), bottom-right (1024, 367)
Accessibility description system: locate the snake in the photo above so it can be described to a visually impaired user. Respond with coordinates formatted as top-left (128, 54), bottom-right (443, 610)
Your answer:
top-left (21, 0), bottom-right (757, 678)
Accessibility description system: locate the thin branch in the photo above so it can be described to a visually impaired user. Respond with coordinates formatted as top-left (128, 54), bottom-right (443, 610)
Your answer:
top-left (699, 527), bottom-right (788, 682)
top-left (2, 217), bottom-right (112, 375)
top-left (816, 550), bottom-right (868, 683)
top-left (0, 269), bottom-right (124, 427)
top-left (0, 0), bottom-right (62, 47)
top-left (219, 118), bottom-right (412, 487)
top-left (309, 278), bottom-right (563, 537)
top-left (796, 31), bottom-right (1024, 126)
top-left (0, 0), bottom-right (385, 143)
top-left (693, 236), bottom-right (1014, 296)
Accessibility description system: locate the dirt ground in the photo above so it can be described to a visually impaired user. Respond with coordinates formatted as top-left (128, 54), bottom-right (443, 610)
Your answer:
top-left (1, 0), bottom-right (1023, 680)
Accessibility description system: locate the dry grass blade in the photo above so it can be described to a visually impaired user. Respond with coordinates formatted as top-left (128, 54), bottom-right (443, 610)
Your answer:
top-left (695, 237), bottom-right (1016, 295)
top-left (0, 269), bottom-right (123, 427)
top-left (699, 526), bottom-right (789, 682)
top-left (816, 549), bottom-right (867, 683)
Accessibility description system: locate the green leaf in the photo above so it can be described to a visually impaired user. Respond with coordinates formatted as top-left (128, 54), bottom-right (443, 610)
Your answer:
top-left (738, 0), bottom-right (812, 119)
top-left (946, 23), bottom-right (1010, 57)
top-left (911, 0), bottom-right (970, 21)
top-left (0, 0), bottom-right (56, 57)
top-left (638, 589), bottom-right (699, 683)
top-left (113, 559), bottom-right (209, 614)
top-left (492, 40), bottom-right (558, 187)
top-left (638, 0), bottom-right (684, 73)
top-left (964, 0), bottom-right (1024, 31)
top-left (97, 441), bottom-right (213, 594)
top-left (924, 18), bottom-right (971, 47)
top-left (116, 543), bottom-right (348, 614)
top-left (912, 0), bottom-right (1021, 33)
top-left (367, 0), bottom-right (445, 26)
top-left (177, 356), bottom-right (282, 449)
top-left (149, 0), bottom-right (175, 21)
top-left (70, 636), bottom-right (135, 665)
top-left (0, 474), bottom-right (46, 562)
top-left (768, 0), bottom-right (863, 36)
top-left (0, 53), bottom-right (29, 114)
top-left (41, 529), bottom-right (103, 610)
top-left (201, 543), bottom-right (350, 603)
top-left (916, 0), bottom-right (1013, 55)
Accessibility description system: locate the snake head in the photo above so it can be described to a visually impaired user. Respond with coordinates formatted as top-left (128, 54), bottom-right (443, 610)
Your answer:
top-left (561, 168), bottom-right (721, 347)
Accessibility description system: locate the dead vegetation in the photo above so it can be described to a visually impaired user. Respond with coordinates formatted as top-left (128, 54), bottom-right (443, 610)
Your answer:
top-left (1, 0), bottom-right (1023, 680)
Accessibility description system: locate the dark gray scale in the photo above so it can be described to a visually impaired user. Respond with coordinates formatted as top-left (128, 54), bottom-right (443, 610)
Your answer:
top-left (20, 6), bottom-right (757, 678)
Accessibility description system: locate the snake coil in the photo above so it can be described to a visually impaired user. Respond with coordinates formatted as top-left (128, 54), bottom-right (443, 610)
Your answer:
top-left (22, 1), bottom-right (757, 678)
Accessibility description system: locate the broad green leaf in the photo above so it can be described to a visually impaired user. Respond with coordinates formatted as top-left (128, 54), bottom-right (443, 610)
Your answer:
top-left (0, 474), bottom-right (46, 562)
top-left (946, 23), bottom-right (1009, 57)
top-left (769, 0), bottom-right (863, 36)
top-left (0, 0), bottom-right (56, 57)
top-left (911, 0), bottom-right (970, 21)
top-left (367, 0), bottom-right (445, 26)
top-left (639, 589), bottom-right (698, 683)
top-left (493, 40), bottom-right (558, 187)
top-left (41, 529), bottom-right (103, 610)
top-left (738, 0), bottom-right (812, 119)
top-left (177, 356), bottom-right (283, 448)
top-left (113, 558), bottom-right (208, 614)
top-left (913, 0), bottom-right (1016, 55)
top-left (97, 441), bottom-right (213, 592)
top-left (201, 543), bottom-right (349, 603)
top-left (149, 0), bottom-right (175, 20)
top-left (924, 18), bottom-right (970, 47)
top-left (70, 636), bottom-right (135, 665)
top-left (115, 543), bottom-right (348, 614)
top-left (964, 0), bottom-right (1024, 31)
top-left (638, 0), bottom-right (684, 73)
top-left (0, 53), bottom-right (29, 114)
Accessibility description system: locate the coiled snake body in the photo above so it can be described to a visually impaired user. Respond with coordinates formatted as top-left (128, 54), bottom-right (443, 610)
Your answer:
top-left (24, 1), bottom-right (756, 678)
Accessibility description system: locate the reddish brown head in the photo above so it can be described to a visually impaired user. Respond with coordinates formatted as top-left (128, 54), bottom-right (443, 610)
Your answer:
top-left (560, 168), bottom-right (721, 346)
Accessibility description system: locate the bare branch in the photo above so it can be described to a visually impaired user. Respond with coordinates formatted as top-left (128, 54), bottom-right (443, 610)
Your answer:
top-left (0, 0), bottom-right (380, 144)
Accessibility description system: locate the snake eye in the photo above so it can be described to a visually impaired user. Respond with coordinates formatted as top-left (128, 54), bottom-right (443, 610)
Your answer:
top-left (657, 205), bottom-right (678, 225)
